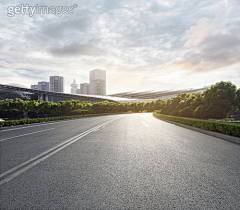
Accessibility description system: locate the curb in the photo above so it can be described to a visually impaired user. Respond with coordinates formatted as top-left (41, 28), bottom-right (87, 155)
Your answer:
top-left (154, 116), bottom-right (240, 145)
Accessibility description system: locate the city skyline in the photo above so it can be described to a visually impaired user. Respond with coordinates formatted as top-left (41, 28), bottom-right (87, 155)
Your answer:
top-left (0, 0), bottom-right (239, 94)
top-left (30, 69), bottom-right (106, 95)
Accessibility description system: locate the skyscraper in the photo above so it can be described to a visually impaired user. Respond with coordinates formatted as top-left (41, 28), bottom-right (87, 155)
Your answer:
top-left (80, 83), bottom-right (90, 94)
top-left (31, 85), bottom-right (38, 90)
top-left (50, 76), bottom-right (64, 92)
top-left (38, 81), bottom-right (49, 91)
top-left (89, 69), bottom-right (106, 95)
top-left (70, 79), bottom-right (79, 94)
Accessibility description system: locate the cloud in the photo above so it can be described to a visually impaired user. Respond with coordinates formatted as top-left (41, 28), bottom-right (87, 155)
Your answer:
top-left (0, 0), bottom-right (240, 92)
top-left (169, 13), bottom-right (240, 72)
top-left (183, 18), bottom-right (212, 47)
top-left (25, 9), bottom-right (94, 47)
top-left (0, 44), bottom-right (10, 52)
top-left (41, 14), bottom-right (92, 39)
top-left (49, 42), bottom-right (108, 57)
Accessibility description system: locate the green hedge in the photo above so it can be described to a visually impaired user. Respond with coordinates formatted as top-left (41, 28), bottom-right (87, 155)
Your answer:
top-left (153, 112), bottom-right (240, 137)
top-left (0, 113), bottom-right (127, 128)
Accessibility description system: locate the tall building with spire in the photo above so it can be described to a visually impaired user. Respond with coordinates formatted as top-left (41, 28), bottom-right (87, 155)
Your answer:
top-left (70, 79), bottom-right (79, 94)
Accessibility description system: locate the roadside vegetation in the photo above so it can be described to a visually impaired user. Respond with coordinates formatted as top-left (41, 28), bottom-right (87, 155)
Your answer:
top-left (153, 112), bottom-right (240, 137)
top-left (0, 113), bottom-right (131, 127)
top-left (0, 81), bottom-right (240, 128)
top-left (154, 81), bottom-right (240, 119)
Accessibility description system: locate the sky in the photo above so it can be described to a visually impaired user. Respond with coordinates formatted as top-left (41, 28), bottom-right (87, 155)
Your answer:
top-left (0, 0), bottom-right (240, 94)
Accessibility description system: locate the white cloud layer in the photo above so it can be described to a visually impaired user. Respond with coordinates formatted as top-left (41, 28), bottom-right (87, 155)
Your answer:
top-left (0, 0), bottom-right (239, 93)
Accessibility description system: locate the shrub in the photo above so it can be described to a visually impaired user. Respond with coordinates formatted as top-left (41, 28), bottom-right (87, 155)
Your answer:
top-left (153, 112), bottom-right (240, 137)
top-left (71, 109), bottom-right (90, 115)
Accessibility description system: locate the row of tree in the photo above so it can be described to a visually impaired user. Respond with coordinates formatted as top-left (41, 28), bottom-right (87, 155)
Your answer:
top-left (154, 81), bottom-right (240, 119)
top-left (0, 81), bottom-right (239, 120)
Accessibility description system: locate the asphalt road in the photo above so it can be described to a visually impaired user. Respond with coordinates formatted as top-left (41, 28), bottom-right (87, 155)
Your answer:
top-left (0, 113), bottom-right (240, 209)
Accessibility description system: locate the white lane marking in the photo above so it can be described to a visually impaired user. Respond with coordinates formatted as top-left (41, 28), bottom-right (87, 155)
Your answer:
top-left (0, 115), bottom-right (118, 132)
top-left (0, 128), bottom-right (55, 142)
top-left (0, 120), bottom-right (72, 132)
top-left (142, 121), bottom-right (149, 127)
top-left (0, 118), bottom-right (119, 179)
top-left (0, 117), bottom-right (122, 186)
top-left (0, 126), bottom-right (102, 179)
top-left (0, 129), bottom-right (97, 184)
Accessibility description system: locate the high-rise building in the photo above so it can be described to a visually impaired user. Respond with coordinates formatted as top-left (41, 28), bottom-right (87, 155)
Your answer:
top-left (80, 83), bottom-right (90, 94)
top-left (38, 81), bottom-right (49, 91)
top-left (70, 79), bottom-right (79, 94)
top-left (31, 85), bottom-right (38, 90)
top-left (91, 79), bottom-right (105, 95)
top-left (89, 69), bottom-right (106, 95)
top-left (50, 76), bottom-right (64, 92)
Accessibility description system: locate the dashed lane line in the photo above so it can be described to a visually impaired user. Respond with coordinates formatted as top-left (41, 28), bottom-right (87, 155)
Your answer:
top-left (0, 128), bottom-right (55, 142)
top-left (142, 121), bottom-right (149, 127)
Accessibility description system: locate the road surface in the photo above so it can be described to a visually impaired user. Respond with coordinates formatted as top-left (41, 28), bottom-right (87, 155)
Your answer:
top-left (0, 113), bottom-right (240, 209)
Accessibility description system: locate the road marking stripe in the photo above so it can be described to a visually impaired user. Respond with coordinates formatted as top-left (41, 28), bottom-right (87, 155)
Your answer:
top-left (0, 128), bottom-right (55, 142)
top-left (142, 121), bottom-right (149, 127)
top-left (0, 117), bottom-right (122, 186)
top-left (0, 115), bottom-right (120, 132)
top-left (0, 117), bottom-right (99, 132)
top-left (0, 127), bottom-right (100, 178)
top-left (0, 118), bottom-right (117, 178)
top-left (0, 120), bottom-right (71, 132)
top-left (0, 130), bottom-right (96, 185)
